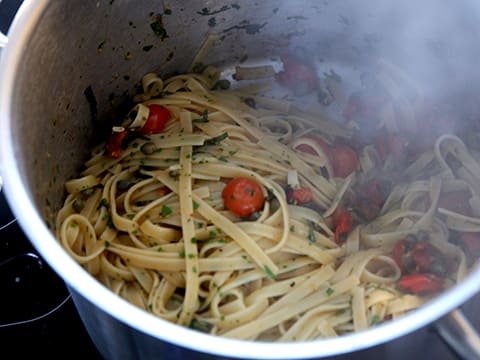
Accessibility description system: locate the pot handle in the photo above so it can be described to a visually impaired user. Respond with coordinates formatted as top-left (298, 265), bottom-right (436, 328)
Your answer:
top-left (434, 309), bottom-right (480, 359)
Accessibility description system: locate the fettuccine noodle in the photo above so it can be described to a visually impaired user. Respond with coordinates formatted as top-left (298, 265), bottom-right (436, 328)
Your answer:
top-left (55, 64), bottom-right (479, 342)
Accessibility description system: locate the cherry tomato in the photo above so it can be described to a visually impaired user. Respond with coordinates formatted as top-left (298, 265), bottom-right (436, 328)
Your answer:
top-left (288, 187), bottom-right (313, 205)
top-left (374, 131), bottom-right (408, 163)
top-left (222, 177), bottom-right (265, 217)
top-left (437, 190), bottom-right (472, 216)
top-left (355, 179), bottom-right (384, 221)
top-left (343, 91), bottom-right (388, 123)
top-left (330, 144), bottom-right (358, 178)
top-left (106, 130), bottom-right (129, 158)
top-left (397, 273), bottom-right (444, 295)
top-left (294, 134), bottom-right (331, 157)
top-left (332, 204), bottom-right (353, 244)
top-left (139, 105), bottom-right (171, 135)
top-left (392, 239), bottom-right (406, 269)
top-left (460, 232), bottom-right (480, 258)
top-left (277, 55), bottom-right (319, 95)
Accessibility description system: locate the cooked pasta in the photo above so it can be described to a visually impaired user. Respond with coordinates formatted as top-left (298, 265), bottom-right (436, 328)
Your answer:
top-left (55, 62), bottom-right (480, 341)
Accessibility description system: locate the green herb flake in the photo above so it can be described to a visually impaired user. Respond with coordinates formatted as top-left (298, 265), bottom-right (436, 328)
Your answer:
top-left (192, 266), bottom-right (198, 273)
top-left (290, 225), bottom-right (295, 232)
top-left (179, 251), bottom-right (186, 258)
top-left (264, 265), bottom-right (276, 280)
top-left (104, 241), bottom-right (110, 248)
top-left (308, 221), bottom-right (315, 243)
top-left (192, 109), bottom-right (209, 123)
top-left (192, 200), bottom-right (200, 211)
top-left (150, 14), bottom-right (169, 40)
top-left (191, 237), bottom-right (198, 244)
top-left (326, 287), bottom-right (335, 296)
top-left (189, 319), bottom-right (213, 333)
top-left (98, 198), bottom-right (109, 209)
top-left (204, 132), bottom-right (228, 146)
top-left (370, 315), bottom-right (381, 325)
top-left (161, 205), bottom-right (173, 217)
top-left (218, 156), bottom-right (228, 162)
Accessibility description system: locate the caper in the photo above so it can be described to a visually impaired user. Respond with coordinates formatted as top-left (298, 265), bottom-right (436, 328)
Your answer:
top-left (141, 142), bottom-right (156, 155)
top-left (417, 230), bottom-right (429, 242)
top-left (117, 179), bottom-right (132, 191)
top-left (81, 187), bottom-right (95, 196)
top-left (216, 79), bottom-right (231, 90)
top-left (72, 198), bottom-right (85, 213)
top-left (169, 170), bottom-right (179, 179)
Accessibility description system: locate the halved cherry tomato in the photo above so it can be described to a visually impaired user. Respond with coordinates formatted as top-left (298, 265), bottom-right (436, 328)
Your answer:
top-left (355, 179), bottom-right (384, 221)
top-left (343, 91), bottom-right (388, 123)
top-left (397, 273), bottom-right (444, 295)
top-left (392, 236), bottom-right (447, 276)
top-left (277, 55), bottom-right (319, 95)
top-left (330, 144), bottom-right (358, 178)
top-left (222, 177), bottom-right (265, 217)
top-left (374, 131), bottom-right (408, 163)
top-left (460, 232), bottom-right (480, 258)
top-left (287, 187), bottom-right (313, 205)
top-left (139, 104), bottom-right (171, 135)
top-left (106, 130), bottom-right (129, 158)
top-left (437, 190), bottom-right (472, 217)
top-left (332, 204), bottom-right (353, 244)
top-left (294, 134), bottom-right (331, 157)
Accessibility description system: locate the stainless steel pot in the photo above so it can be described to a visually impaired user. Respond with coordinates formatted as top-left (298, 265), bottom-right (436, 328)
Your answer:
top-left (1, 1), bottom-right (480, 359)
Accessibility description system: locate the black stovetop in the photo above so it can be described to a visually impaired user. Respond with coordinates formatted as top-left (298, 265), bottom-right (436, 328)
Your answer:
top-left (0, 192), bottom-right (103, 358)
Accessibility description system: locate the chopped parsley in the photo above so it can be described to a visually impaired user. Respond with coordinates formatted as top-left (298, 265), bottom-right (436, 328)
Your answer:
top-left (192, 200), bottom-right (200, 210)
top-left (264, 265), bottom-right (276, 280)
top-left (161, 205), bottom-right (173, 217)
top-left (150, 14), bottom-right (168, 40)
top-left (326, 287), bottom-right (335, 296)
top-left (370, 315), bottom-right (381, 325)
top-left (306, 221), bottom-right (316, 243)
top-left (192, 109), bottom-right (209, 123)
top-left (204, 132), bottom-right (228, 146)
top-left (189, 319), bottom-right (213, 333)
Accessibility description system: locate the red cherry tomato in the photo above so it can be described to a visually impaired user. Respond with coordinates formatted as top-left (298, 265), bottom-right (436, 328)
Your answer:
top-left (330, 144), bottom-right (358, 178)
top-left (374, 131), bottom-right (408, 163)
top-left (277, 55), bottom-right (319, 95)
top-left (288, 187), bottom-right (313, 205)
top-left (139, 105), bottom-right (171, 135)
top-left (106, 130), bottom-right (129, 158)
top-left (397, 273), bottom-right (444, 295)
top-left (332, 204), bottom-right (353, 244)
top-left (222, 177), bottom-right (265, 217)
top-left (295, 134), bottom-right (331, 157)
top-left (460, 232), bottom-right (480, 258)
top-left (437, 190), bottom-right (472, 216)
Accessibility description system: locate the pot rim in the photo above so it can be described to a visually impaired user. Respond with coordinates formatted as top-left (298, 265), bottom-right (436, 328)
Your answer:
top-left (1, 1), bottom-right (479, 358)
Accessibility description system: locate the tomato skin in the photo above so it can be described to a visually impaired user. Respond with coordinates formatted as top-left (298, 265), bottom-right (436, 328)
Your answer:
top-left (460, 232), bottom-right (480, 257)
top-left (277, 56), bottom-right (319, 95)
top-left (330, 144), bottom-right (358, 178)
top-left (397, 274), bottom-right (444, 295)
top-left (374, 132), bottom-right (408, 163)
top-left (295, 134), bottom-right (331, 157)
top-left (332, 204), bottom-right (353, 244)
top-left (437, 190), bottom-right (472, 216)
top-left (139, 105), bottom-right (171, 135)
top-left (106, 130), bottom-right (129, 158)
top-left (288, 187), bottom-right (313, 205)
top-left (222, 177), bottom-right (265, 217)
